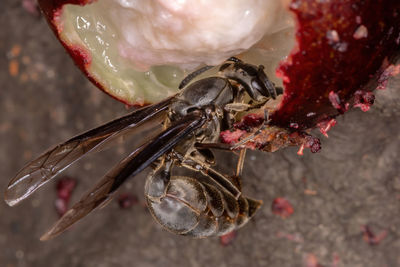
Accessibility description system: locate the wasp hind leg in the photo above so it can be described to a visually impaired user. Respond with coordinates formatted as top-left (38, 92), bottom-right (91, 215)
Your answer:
top-left (180, 153), bottom-right (262, 233)
top-left (229, 149), bottom-right (263, 229)
top-left (144, 157), bottom-right (172, 200)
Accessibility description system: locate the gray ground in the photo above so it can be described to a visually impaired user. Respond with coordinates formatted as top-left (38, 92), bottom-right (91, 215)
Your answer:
top-left (1, 2), bottom-right (400, 267)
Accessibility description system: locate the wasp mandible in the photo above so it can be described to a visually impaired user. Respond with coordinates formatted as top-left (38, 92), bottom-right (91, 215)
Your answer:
top-left (5, 57), bottom-right (281, 240)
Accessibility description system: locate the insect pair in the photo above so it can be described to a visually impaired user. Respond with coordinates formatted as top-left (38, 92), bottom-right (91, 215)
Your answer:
top-left (5, 57), bottom-right (281, 240)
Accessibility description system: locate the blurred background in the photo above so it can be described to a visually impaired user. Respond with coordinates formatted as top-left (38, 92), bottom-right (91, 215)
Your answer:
top-left (1, 1), bottom-right (400, 266)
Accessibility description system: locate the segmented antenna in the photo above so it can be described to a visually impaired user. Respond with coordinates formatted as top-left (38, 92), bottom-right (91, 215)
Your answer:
top-left (178, 65), bottom-right (214, 89)
top-left (226, 56), bottom-right (243, 63)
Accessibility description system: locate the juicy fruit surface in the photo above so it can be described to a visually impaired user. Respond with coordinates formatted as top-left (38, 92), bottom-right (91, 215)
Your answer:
top-left (271, 0), bottom-right (400, 130)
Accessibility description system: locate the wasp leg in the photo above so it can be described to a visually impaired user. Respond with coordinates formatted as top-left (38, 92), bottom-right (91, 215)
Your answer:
top-left (226, 57), bottom-right (243, 63)
top-left (229, 149), bottom-right (247, 191)
top-left (235, 149), bottom-right (246, 178)
top-left (195, 108), bottom-right (268, 152)
top-left (194, 142), bottom-right (233, 151)
top-left (145, 157), bottom-right (172, 199)
top-left (179, 151), bottom-right (262, 233)
top-left (179, 155), bottom-right (241, 199)
top-left (194, 148), bottom-right (216, 165)
top-left (231, 109), bottom-right (270, 149)
top-left (194, 142), bottom-right (242, 157)
top-left (231, 149), bottom-right (263, 228)
top-left (191, 145), bottom-right (247, 191)
top-left (224, 103), bottom-right (251, 112)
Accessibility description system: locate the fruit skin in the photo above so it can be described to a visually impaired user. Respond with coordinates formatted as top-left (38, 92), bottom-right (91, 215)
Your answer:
top-left (38, 0), bottom-right (400, 128)
top-left (271, 0), bottom-right (400, 130)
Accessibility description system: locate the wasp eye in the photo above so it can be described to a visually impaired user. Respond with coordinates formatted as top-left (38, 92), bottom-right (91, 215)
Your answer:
top-left (250, 80), bottom-right (268, 101)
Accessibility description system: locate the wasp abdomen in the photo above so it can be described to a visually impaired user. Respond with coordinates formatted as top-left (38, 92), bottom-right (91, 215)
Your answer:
top-left (146, 176), bottom-right (262, 238)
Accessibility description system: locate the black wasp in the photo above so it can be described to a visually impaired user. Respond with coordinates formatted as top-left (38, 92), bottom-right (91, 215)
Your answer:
top-left (5, 57), bottom-right (281, 240)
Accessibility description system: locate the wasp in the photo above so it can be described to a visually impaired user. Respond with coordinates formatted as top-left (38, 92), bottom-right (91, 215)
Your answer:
top-left (4, 57), bottom-right (281, 240)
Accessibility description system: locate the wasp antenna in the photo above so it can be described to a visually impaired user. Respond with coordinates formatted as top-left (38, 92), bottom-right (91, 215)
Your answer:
top-left (178, 65), bottom-right (214, 89)
top-left (227, 56), bottom-right (242, 63)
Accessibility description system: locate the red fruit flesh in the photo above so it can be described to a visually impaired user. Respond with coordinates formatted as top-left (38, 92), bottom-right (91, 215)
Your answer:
top-left (219, 231), bottom-right (237, 246)
top-left (55, 177), bottom-right (77, 217)
top-left (117, 193), bottom-right (139, 209)
top-left (271, 197), bottom-right (294, 218)
top-left (361, 225), bottom-right (388, 246)
top-left (271, 0), bottom-right (400, 130)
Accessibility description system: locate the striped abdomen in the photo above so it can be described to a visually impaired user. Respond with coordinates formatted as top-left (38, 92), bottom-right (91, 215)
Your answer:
top-left (145, 176), bottom-right (262, 237)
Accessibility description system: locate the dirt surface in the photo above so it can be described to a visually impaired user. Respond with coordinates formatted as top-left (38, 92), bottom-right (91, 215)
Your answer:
top-left (1, 2), bottom-right (400, 267)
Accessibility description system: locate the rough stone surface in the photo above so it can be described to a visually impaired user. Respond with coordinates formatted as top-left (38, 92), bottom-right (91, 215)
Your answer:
top-left (1, 2), bottom-right (399, 267)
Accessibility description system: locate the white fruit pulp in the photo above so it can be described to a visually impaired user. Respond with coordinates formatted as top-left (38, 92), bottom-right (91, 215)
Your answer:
top-left (60, 0), bottom-right (295, 105)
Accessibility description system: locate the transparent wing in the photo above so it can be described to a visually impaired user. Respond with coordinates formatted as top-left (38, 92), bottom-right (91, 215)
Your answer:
top-left (40, 112), bottom-right (206, 241)
top-left (5, 97), bottom-right (174, 206)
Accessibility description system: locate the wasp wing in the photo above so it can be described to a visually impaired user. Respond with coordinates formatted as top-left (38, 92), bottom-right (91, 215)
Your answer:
top-left (5, 97), bottom-right (174, 206)
top-left (40, 112), bottom-right (206, 240)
